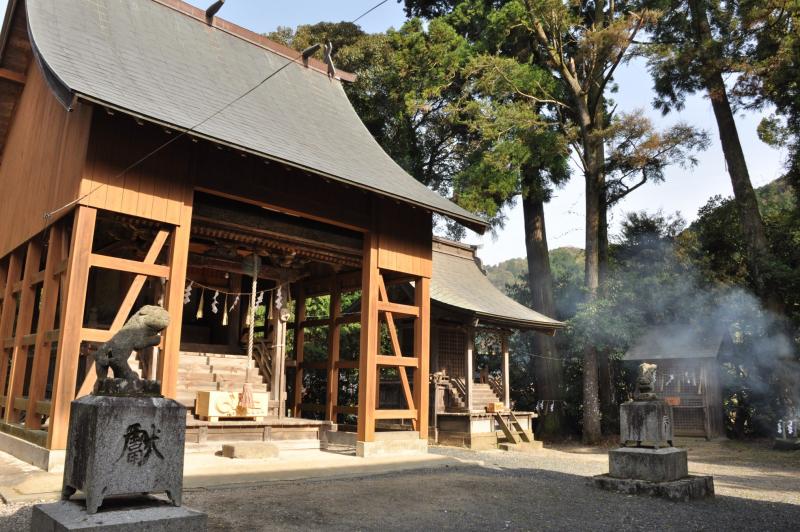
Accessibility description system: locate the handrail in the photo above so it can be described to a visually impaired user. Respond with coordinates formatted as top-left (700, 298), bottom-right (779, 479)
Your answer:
top-left (487, 375), bottom-right (504, 401)
top-left (252, 339), bottom-right (273, 386)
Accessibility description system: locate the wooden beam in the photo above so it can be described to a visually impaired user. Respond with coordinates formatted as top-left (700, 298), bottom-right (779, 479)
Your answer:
top-left (5, 240), bottom-right (43, 423)
top-left (357, 230), bottom-right (379, 443)
top-left (413, 276), bottom-right (431, 439)
top-left (0, 251), bottom-right (22, 412)
top-left (377, 277), bottom-right (415, 430)
top-left (502, 333), bottom-right (510, 409)
top-left (292, 286), bottom-right (306, 417)
top-left (0, 67), bottom-right (25, 85)
top-left (26, 225), bottom-right (65, 429)
top-left (159, 204), bottom-right (193, 400)
top-left (465, 328), bottom-right (474, 412)
top-left (335, 360), bottom-right (358, 369)
top-left (325, 280), bottom-right (341, 421)
top-left (376, 301), bottom-right (419, 318)
top-left (336, 405), bottom-right (358, 415)
top-left (110, 229), bottom-right (170, 331)
top-left (373, 409), bottom-right (417, 420)
top-left (48, 207), bottom-right (97, 450)
top-left (376, 355), bottom-right (419, 368)
top-left (90, 253), bottom-right (170, 278)
top-left (80, 328), bottom-right (113, 343)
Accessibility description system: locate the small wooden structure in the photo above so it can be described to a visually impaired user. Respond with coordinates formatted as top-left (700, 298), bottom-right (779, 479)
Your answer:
top-left (427, 239), bottom-right (564, 449)
top-left (0, 0), bottom-right (487, 467)
top-left (624, 325), bottom-right (728, 439)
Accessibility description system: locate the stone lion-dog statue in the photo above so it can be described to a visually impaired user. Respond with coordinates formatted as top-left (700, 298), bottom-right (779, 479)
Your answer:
top-left (93, 305), bottom-right (170, 381)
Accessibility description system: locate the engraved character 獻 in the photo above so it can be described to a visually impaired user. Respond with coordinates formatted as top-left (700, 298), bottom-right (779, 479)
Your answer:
top-left (119, 423), bottom-right (164, 466)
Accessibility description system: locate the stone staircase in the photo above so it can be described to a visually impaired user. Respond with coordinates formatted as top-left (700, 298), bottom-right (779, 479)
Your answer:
top-left (447, 381), bottom-right (503, 412)
top-left (176, 350), bottom-right (268, 417)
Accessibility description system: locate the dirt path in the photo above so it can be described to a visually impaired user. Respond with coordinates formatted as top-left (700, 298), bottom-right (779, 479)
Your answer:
top-left (1, 440), bottom-right (798, 531)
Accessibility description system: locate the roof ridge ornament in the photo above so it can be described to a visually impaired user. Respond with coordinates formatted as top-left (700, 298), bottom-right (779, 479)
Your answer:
top-left (205, 0), bottom-right (225, 22)
top-left (323, 42), bottom-right (336, 79)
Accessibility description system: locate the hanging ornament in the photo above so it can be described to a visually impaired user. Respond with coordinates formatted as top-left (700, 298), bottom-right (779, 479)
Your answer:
top-left (245, 303), bottom-right (252, 326)
top-left (196, 289), bottom-right (205, 319)
top-left (183, 281), bottom-right (194, 304)
top-left (789, 420), bottom-right (795, 437)
top-left (230, 295), bottom-right (240, 313)
top-left (211, 291), bottom-right (220, 314)
top-left (255, 290), bottom-right (264, 307)
top-left (275, 284), bottom-right (283, 310)
top-left (778, 420), bottom-right (784, 436)
top-left (550, 401), bottom-right (555, 412)
top-left (222, 294), bottom-right (229, 326)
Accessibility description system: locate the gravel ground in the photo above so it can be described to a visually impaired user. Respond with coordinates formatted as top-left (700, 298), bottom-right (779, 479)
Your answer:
top-left (2, 442), bottom-right (799, 531)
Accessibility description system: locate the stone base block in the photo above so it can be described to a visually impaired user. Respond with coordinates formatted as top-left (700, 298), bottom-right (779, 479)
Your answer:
top-left (356, 437), bottom-right (428, 458)
top-left (499, 441), bottom-right (544, 453)
top-left (30, 498), bottom-right (207, 531)
top-left (620, 401), bottom-right (673, 446)
top-left (609, 447), bottom-right (688, 482)
top-left (592, 474), bottom-right (714, 501)
top-left (774, 438), bottom-right (800, 451)
top-left (221, 442), bottom-right (280, 459)
top-left (62, 395), bottom-right (186, 514)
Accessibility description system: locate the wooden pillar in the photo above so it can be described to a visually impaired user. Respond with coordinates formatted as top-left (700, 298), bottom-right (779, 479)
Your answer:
top-left (325, 278), bottom-right (341, 421)
top-left (48, 206), bottom-right (97, 449)
top-left (413, 276), bottom-right (430, 439)
top-left (0, 251), bottom-right (23, 413)
top-left (502, 333), bottom-right (510, 409)
top-left (5, 239), bottom-right (44, 423)
top-left (226, 273), bottom-right (242, 349)
top-left (26, 225), bottom-right (66, 429)
top-left (357, 231), bottom-right (379, 442)
top-left (158, 206), bottom-right (192, 400)
top-left (292, 285), bottom-right (306, 417)
top-left (465, 328), bottom-right (474, 412)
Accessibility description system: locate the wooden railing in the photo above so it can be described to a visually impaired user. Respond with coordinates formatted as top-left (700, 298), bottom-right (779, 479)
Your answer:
top-left (252, 339), bottom-right (273, 386)
top-left (488, 375), bottom-right (504, 402)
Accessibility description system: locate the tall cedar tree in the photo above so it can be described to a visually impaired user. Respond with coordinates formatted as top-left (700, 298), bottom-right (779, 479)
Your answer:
top-left (642, 0), bottom-right (785, 315)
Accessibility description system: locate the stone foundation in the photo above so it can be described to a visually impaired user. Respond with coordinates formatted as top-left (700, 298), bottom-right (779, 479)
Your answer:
top-left (356, 433), bottom-right (428, 457)
top-left (609, 447), bottom-right (688, 482)
top-left (592, 474), bottom-right (715, 501)
top-left (31, 498), bottom-right (206, 531)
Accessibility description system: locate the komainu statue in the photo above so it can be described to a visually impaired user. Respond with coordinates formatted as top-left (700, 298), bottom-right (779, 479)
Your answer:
top-left (94, 305), bottom-right (170, 381)
top-left (633, 362), bottom-right (658, 401)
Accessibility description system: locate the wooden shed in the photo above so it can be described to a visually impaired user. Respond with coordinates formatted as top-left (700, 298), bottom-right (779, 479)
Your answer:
top-left (0, 0), bottom-right (488, 468)
top-left (624, 325), bottom-right (728, 439)
top-left (427, 239), bottom-right (564, 449)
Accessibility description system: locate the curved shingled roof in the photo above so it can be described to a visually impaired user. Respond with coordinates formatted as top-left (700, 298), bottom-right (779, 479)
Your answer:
top-left (25, 0), bottom-right (487, 233)
top-left (624, 325), bottom-right (726, 361)
top-left (431, 240), bottom-right (564, 331)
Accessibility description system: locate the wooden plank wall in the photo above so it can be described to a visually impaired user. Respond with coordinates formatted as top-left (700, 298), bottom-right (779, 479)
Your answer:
top-left (0, 63), bottom-right (92, 258)
top-left (375, 199), bottom-right (432, 278)
top-left (78, 111), bottom-right (193, 226)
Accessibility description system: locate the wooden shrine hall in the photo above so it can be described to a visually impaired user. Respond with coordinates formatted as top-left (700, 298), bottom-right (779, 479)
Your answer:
top-left (0, 0), bottom-right (497, 469)
top-left (427, 239), bottom-right (563, 449)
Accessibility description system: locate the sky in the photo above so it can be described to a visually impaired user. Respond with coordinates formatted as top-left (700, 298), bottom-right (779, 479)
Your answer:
top-left (8, 0), bottom-right (786, 266)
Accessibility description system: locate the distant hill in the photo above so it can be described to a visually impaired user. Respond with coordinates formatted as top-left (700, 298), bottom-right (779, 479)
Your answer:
top-left (485, 247), bottom-right (584, 293)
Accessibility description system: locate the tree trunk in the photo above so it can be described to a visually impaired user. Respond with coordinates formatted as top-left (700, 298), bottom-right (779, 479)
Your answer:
top-left (688, 0), bottom-right (784, 315)
top-left (581, 137), bottom-right (604, 445)
top-left (521, 171), bottom-right (563, 438)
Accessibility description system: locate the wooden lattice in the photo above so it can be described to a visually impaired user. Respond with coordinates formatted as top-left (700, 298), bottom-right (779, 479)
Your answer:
top-left (437, 328), bottom-right (466, 380)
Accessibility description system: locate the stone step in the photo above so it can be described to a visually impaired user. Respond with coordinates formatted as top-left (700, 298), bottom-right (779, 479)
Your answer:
top-left (180, 354), bottom-right (253, 367)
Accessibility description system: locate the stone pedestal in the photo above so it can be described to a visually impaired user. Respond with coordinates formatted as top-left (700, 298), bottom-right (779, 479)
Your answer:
top-left (61, 394), bottom-right (186, 514)
top-left (31, 498), bottom-right (206, 531)
top-left (620, 400), bottom-right (673, 447)
top-left (593, 446), bottom-right (713, 500)
top-left (609, 447), bottom-right (688, 482)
